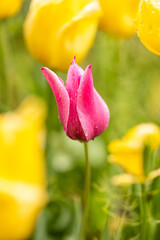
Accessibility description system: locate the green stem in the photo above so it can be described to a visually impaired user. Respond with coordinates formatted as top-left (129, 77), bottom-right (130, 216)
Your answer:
top-left (101, 215), bottom-right (109, 240)
top-left (0, 21), bottom-right (8, 108)
top-left (140, 184), bottom-right (148, 240)
top-left (0, 20), bottom-right (18, 109)
top-left (81, 142), bottom-right (90, 240)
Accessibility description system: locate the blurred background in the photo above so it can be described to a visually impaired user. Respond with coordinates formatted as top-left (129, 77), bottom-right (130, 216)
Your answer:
top-left (1, 0), bottom-right (160, 240)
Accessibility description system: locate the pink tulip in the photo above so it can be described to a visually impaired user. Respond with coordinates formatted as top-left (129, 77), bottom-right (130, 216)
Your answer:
top-left (41, 57), bottom-right (109, 142)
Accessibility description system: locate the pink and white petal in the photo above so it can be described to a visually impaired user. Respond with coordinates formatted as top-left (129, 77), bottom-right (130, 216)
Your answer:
top-left (77, 65), bottom-right (109, 141)
top-left (65, 57), bottom-right (84, 96)
top-left (41, 67), bottom-right (70, 130)
top-left (65, 57), bottom-right (86, 140)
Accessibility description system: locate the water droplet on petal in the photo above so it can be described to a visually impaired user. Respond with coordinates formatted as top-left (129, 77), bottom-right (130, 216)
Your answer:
top-left (94, 125), bottom-right (98, 131)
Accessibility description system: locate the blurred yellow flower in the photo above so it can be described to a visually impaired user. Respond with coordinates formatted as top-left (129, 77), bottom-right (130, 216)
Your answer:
top-left (0, 96), bottom-right (47, 240)
top-left (99, 0), bottom-right (140, 38)
top-left (111, 173), bottom-right (139, 186)
top-left (24, 0), bottom-right (101, 72)
top-left (125, 123), bottom-right (160, 150)
top-left (0, 0), bottom-right (22, 19)
top-left (108, 140), bottom-right (143, 178)
top-left (136, 0), bottom-right (160, 55)
top-left (108, 123), bottom-right (160, 184)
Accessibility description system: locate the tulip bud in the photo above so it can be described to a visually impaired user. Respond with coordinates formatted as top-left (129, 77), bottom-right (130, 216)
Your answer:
top-left (24, 0), bottom-right (101, 71)
top-left (0, 0), bottom-right (22, 19)
top-left (136, 0), bottom-right (160, 55)
top-left (99, 0), bottom-right (140, 38)
top-left (41, 57), bottom-right (109, 141)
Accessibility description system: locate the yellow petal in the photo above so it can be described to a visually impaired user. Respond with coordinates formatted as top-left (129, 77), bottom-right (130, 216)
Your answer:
top-left (111, 173), bottom-right (140, 186)
top-left (17, 96), bottom-right (47, 124)
top-left (108, 139), bottom-right (143, 177)
top-left (99, 0), bottom-right (140, 38)
top-left (148, 168), bottom-right (160, 180)
top-left (17, 96), bottom-right (47, 148)
top-left (0, 97), bottom-right (47, 239)
top-left (108, 123), bottom-right (160, 180)
top-left (136, 0), bottom-right (160, 55)
top-left (125, 123), bottom-right (160, 150)
top-left (0, 178), bottom-right (46, 240)
top-left (24, 0), bottom-right (101, 71)
top-left (0, 0), bottom-right (22, 19)
top-left (0, 97), bottom-right (46, 186)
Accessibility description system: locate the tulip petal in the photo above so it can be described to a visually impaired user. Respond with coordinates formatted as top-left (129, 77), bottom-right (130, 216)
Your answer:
top-left (58, 1), bottom-right (102, 38)
top-left (65, 58), bottom-right (86, 140)
top-left (41, 67), bottom-right (69, 130)
top-left (77, 65), bottom-right (109, 141)
top-left (111, 173), bottom-right (139, 186)
top-left (66, 57), bottom-right (83, 92)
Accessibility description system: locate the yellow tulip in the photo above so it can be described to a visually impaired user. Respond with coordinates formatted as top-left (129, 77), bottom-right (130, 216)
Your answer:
top-left (99, 0), bottom-right (140, 38)
top-left (108, 139), bottom-right (143, 178)
top-left (136, 0), bottom-right (160, 55)
top-left (0, 96), bottom-right (47, 240)
top-left (111, 173), bottom-right (139, 186)
top-left (125, 123), bottom-right (160, 150)
top-left (0, 0), bottom-right (22, 19)
top-left (24, 0), bottom-right (102, 72)
top-left (108, 123), bottom-right (160, 184)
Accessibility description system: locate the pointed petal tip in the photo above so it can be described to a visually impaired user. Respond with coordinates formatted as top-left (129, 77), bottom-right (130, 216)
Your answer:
top-left (41, 67), bottom-right (48, 73)
top-left (71, 56), bottom-right (76, 65)
top-left (83, 64), bottom-right (92, 78)
top-left (87, 65), bottom-right (92, 72)
top-left (85, 64), bottom-right (92, 73)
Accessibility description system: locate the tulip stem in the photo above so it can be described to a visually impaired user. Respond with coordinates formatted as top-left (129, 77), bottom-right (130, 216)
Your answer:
top-left (0, 21), bottom-right (8, 108)
top-left (81, 142), bottom-right (90, 240)
top-left (140, 184), bottom-right (148, 240)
